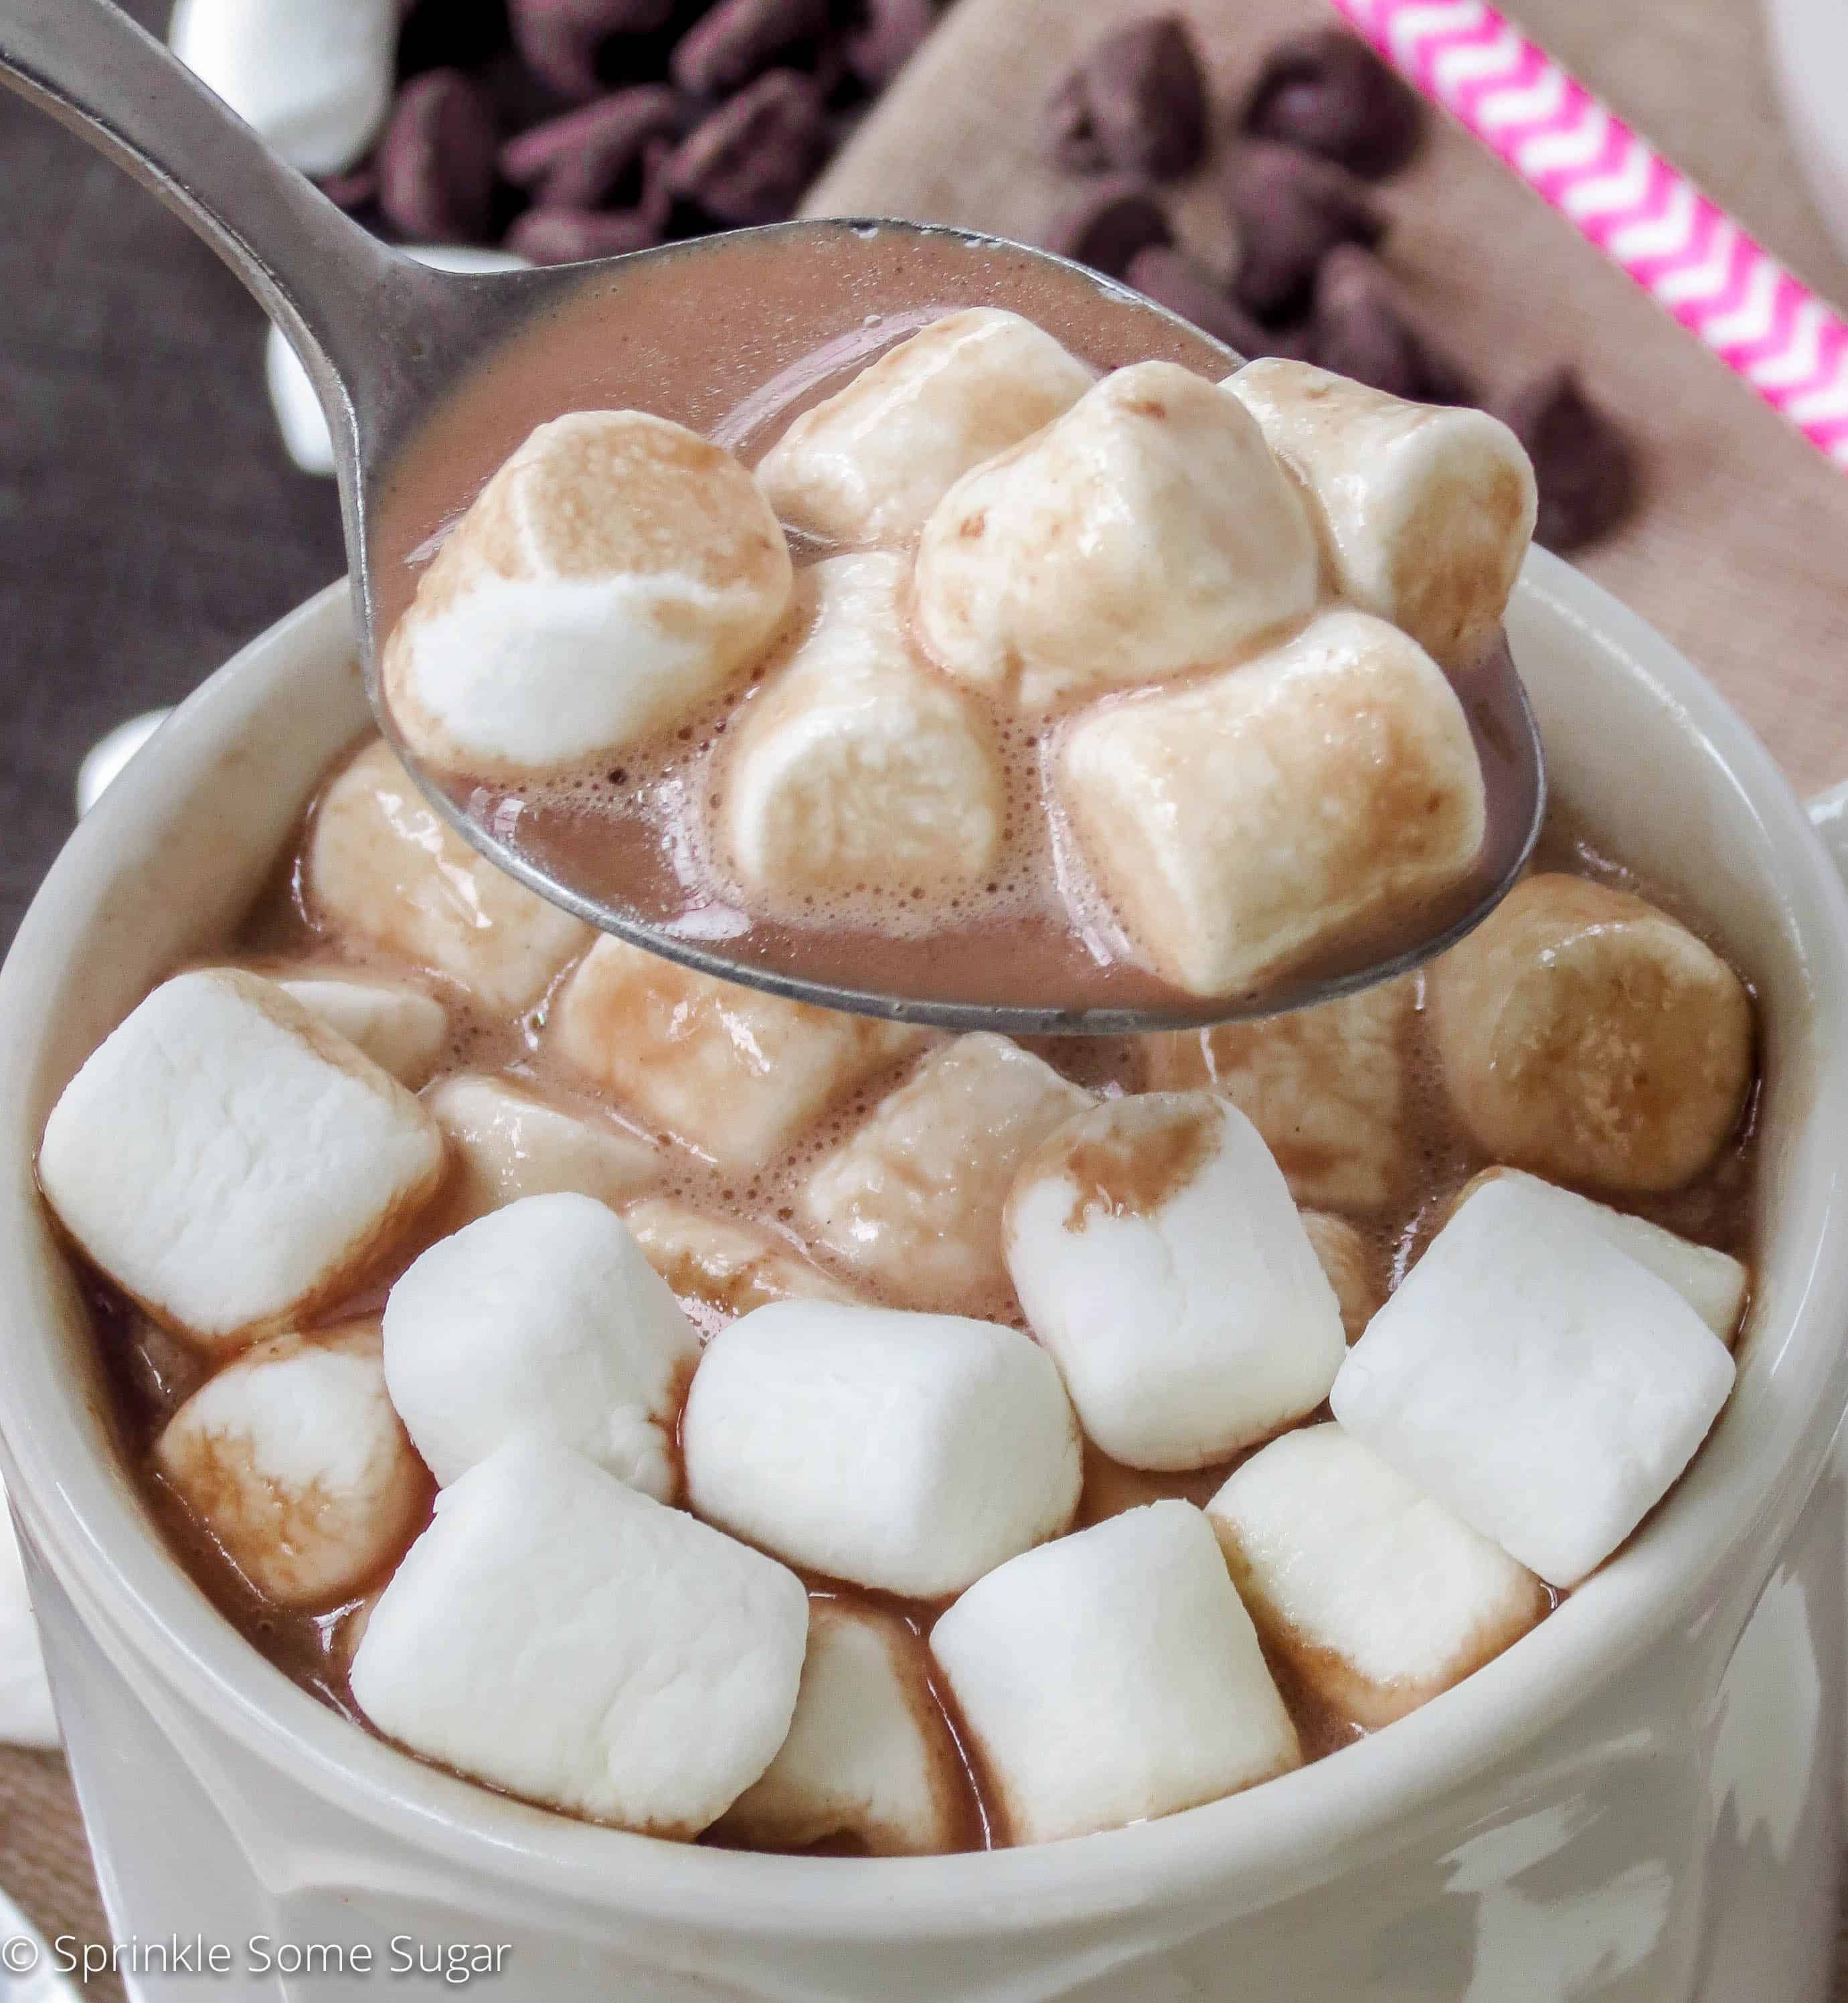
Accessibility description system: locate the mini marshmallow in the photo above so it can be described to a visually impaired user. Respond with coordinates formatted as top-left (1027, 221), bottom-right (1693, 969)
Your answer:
top-left (550, 935), bottom-right (921, 1169)
top-left (683, 1300), bottom-right (1081, 1598)
top-left (156, 1321), bottom-right (428, 1607)
top-left (1456, 1169), bottom-right (1748, 1344)
top-left (931, 1502), bottom-right (1300, 1845)
top-left (622, 1198), bottom-right (855, 1331)
top-left (1059, 611), bottom-right (1486, 996)
top-left (1430, 874), bottom-right (1754, 1194)
top-left (308, 739), bottom-right (592, 1014)
top-left (1301, 1210), bottom-right (1383, 1342)
top-left (915, 360), bottom-right (1317, 709)
top-left (424, 1072), bottom-right (659, 1225)
top-left (273, 974), bottom-right (449, 1088)
top-left (1207, 1425), bottom-right (1549, 1729)
top-left (1331, 1174), bottom-right (1737, 1587)
top-left (1226, 358), bottom-right (1537, 666)
top-left (714, 554), bottom-right (1005, 904)
top-left (722, 1601), bottom-right (965, 1856)
top-left (384, 1192), bottom-right (699, 1501)
top-left (170, 0), bottom-right (395, 176)
top-left (0, 1490), bottom-right (56, 1749)
top-left (755, 308), bottom-right (1096, 545)
top-left (39, 969), bottom-right (444, 1346)
top-left (1005, 1094), bottom-right (1347, 1469)
top-left (351, 1439), bottom-right (807, 1834)
top-left (1145, 973), bottom-right (1415, 1210)
top-left (382, 411), bottom-right (794, 778)
top-left (800, 1033), bottom-right (1091, 1315)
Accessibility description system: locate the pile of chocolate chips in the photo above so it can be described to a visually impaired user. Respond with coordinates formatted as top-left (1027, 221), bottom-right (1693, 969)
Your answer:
top-left (1039, 18), bottom-right (1636, 553)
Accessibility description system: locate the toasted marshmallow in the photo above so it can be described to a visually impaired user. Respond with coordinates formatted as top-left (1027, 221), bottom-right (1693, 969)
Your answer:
top-left (1456, 1169), bottom-right (1748, 1344)
top-left (931, 1502), bottom-right (1300, 1845)
top-left (170, 0), bottom-right (395, 176)
top-left (714, 554), bottom-right (1005, 905)
top-left (914, 361), bottom-right (1317, 710)
top-left (800, 1034), bottom-right (1091, 1315)
top-left (424, 1072), bottom-right (658, 1225)
top-left (1301, 1210), bottom-right (1383, 1342)
top-left (38, 970), bottom-right (444, 1347)
top-left (1331, 1174), bottom-right (1736, 1587)
top-left (1145, 973), bottom-right (1415, 1210)
top-left (350, 1440), bottom-right (807, 1834)
top-left (1060, 612), bottom-right (1486, 997)
top-left (382, 411), bottom-right (793, 779)
top-left (1430, 875), bottom-right (1754, 1193)
top-left (682, 1301), bottom-right (1081, 1598)
top-left (1226, 358), bottom-right (1537, 666)
top-left (622, 1198), bottom-right (855, 1332)
top-left (756, 309), bottom-right (1096, 546)
top-left (307, 739), bottom-right (592, 1014)
top-left (1005, 1094), bottom-right (1347, 1469)
top-left (722, 1601), bottom-right (965, 1856)
top-left (550, 935), bottom-right (921, 1169)
top-left (1207, 1425), bottom-right (1549, 1729)
top-left (383, 1193), bottom-right (699, 1500)
top-left (155, 1322), bottom-right (428, 1607)
top-left (272, 974), bottom-right (449, 1088)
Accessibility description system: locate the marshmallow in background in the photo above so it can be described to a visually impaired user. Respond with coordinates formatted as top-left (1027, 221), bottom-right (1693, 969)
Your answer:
top-left (931, 1502), bottom-right (1300, 1845)
top-left (272, 973), bottom-right (449, 1088)
top-left (622, 1197), bottom-right (855, 1330)
top-left (1207, 1425), bottom-right (1549, 1729)
top-left (914, 361), bottom-right (1317, 710)
top-left (755, 308), bottom-right (1096, 545)
top-left (1301, 1210), bottom-right (1383, 1342)
top-left (38, 969), bottom-right (444, 1347)
top-left (351, 1440), bottom-right (807, 1834)
top-left (382, 411), bottom-right (793, 778)
top-left (1005, 1094), bottom-right (1347, 1469)
top-left (1226, 358), bottom-right (1537, 667)
top-left (1331, 1174), bottom-right (1737, 1587)
top-left (683, 1300), bottom-right (1081, 1598)
top-left (156, 1321), bottom-right (428, 1607)
top-left (0, 1492), bottom-right (57, 1749)
top-left (1059, 610), bottom-right (1485, 997)
top-left (424, 1073), bottom-right (659, 1226)
top-left (308, 739), bottom-right (592, 1014)
top-left (723, 1601), bottom-right (965, 1855)
top-left (170, 0), bottom-right (396, 177)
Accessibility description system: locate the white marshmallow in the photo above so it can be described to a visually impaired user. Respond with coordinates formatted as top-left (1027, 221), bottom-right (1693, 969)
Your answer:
top-left (1331, 1175), bottom-right (1737, 1587)
top-left (273, 974), bottom-right (449, 1088)
top-left (1058, 611), bottom-right (1486, 997)
top-left (351, 1439), bottom-right (807, 1834)
top-left (384, 1192), bottom-right (698, 1499)
top-left (914, 361), bottom-right (1317, 710)
top-left (155, 1321), bottom-right (428, 1607)
top-left (722, 1601), bottom-right (965, 1855)
top-left (1456, 1169), bottom-right (1748, 1345)
top-left (550, 935), bottom-right (921, 1169)
top-left (800, 1033), bottom-right (1091, 1315)
top-left (169, 0), bottom-right (395, 176)
top-left (622, 1198), bottom-right (855, 1332)
top-left (1207, 1425), bottom-right (1549, 1729)
top-left (307, 739), bottom-right (592, 1014)
top-left (1226, 358), bottom-right (1537, 666)
top-left (39, 969), bottom-right (444, 1346)
top-left (1145, 973), bottom-right (1416, 1210)
top-left (1005, 1094), bottom-right (1347, 1469)
top-left (0, 1492), bottom-right (56, 1749)
top-left (714, 554), bottom-right (1005, 905)
top-left (424, 1072), bottom-right (658, 1226)
top-left (755, 308), bottom-right (1096, 546)
top-left (383, 411), bottom-right (794, 778)
top-left (682, 1301), bottom-right (1081, 1598)
top-left (1301, 1210), bottom-right (1383, 1342)
top-left (931, 1502), bottom-right (1300, 1845)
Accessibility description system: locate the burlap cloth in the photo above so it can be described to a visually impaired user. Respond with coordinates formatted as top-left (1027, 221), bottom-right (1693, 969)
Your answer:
top-left (8, 2), bottom-right (1848, 1995)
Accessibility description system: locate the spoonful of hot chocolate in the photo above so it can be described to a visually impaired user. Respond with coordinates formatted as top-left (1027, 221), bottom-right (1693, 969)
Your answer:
top-left (1, 0), bottom-right (1544, 1034)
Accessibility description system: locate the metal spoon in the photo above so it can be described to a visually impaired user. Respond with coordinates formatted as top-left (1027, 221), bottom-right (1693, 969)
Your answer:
top-left (1, 0), bottom-right (1545, 1034)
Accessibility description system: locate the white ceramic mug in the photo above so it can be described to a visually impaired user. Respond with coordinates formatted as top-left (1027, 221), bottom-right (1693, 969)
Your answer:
top-left (3, 557), bottom-right (1848, 2003)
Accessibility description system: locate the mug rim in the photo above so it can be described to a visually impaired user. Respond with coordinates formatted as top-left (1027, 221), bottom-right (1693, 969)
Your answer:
top-left (5, 561), bottom-right (1848, 1939)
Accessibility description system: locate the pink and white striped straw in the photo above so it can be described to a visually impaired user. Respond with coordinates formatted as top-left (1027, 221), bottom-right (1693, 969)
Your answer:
top-left (1325, 0), bottom-right (1848, 469)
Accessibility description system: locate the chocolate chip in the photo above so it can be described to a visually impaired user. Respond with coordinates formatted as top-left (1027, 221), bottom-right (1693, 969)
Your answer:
top-left (1043, 178), bottom-right (1171, 280)
top-left (1228, 143), bottom-right (1385, 323)
top-left (1125, 246), bottom-right (1278, 360)
top-left (660, 69), bottom-right (832, 224)
top-left (1311, 244), bottom-right (1474, 404)
top-left (509, 0), bottom-right (679, 103)
top-left (1243, 29), bottom-right (1422, 179)
top-left (505, 202), bottom-right (667, 263)
top-left (499, 86), bottom-right (685, 209)
top-left (1045, 15), bottom-right (1209, 182)
top-left (1498, 367), bottom-right (1637, 552)
top-left (378, 70), bottom-right (502, 244)
top-left (846, 0), bottom-right (938, 90)
top-left (671, 0), bottom-right (833, 98)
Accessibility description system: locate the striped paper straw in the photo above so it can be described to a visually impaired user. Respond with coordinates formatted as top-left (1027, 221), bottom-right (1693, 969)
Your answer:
top-left (1325, 0), bottom-right (1848, 469)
